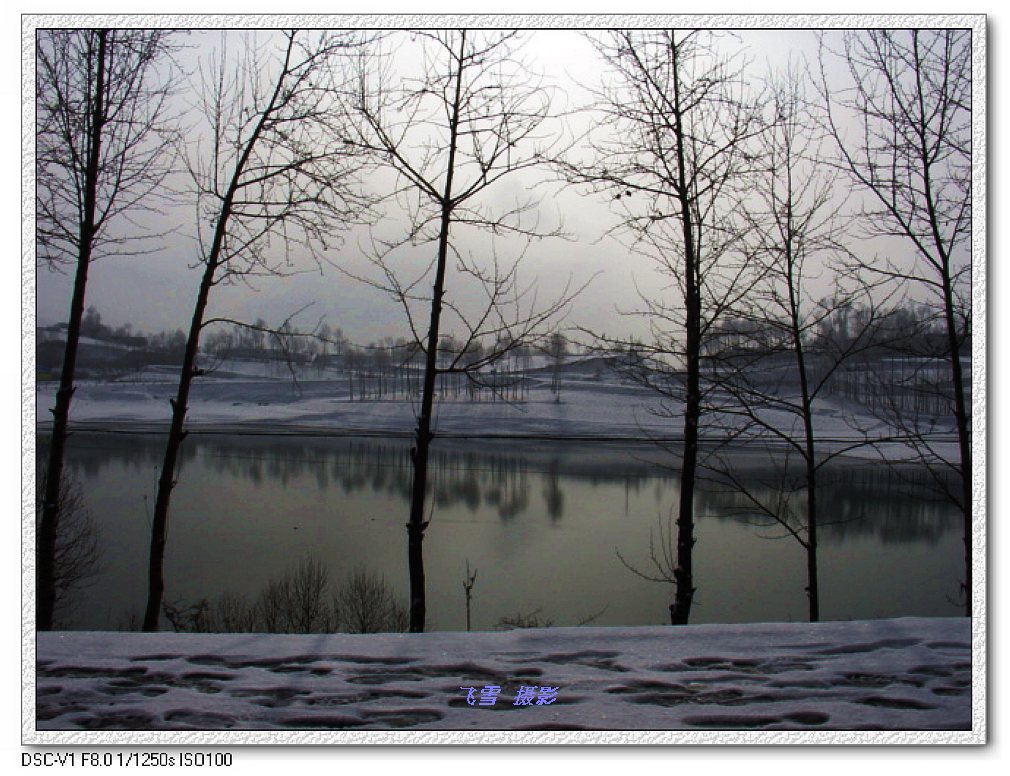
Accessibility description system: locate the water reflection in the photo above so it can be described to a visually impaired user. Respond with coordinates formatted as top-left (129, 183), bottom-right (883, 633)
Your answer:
top-left (53, 432), bottom-right (957, 543)
top-left (699, 465), bottom-right (956, 546)
top-left (40, 432), bottom-right (963, 630)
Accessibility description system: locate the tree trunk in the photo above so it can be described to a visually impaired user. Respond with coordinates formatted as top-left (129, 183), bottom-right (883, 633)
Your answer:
top-left (405, 33), bottom-right (465, 634)
top-left (911, 31), bottom-right (972, 615)
top-left (672, 254), bottom-right (700, 625)
top-left (941, 269), bottom-right (971, 617)
top-left (795, 309), bottom-right (819, 623)
top-left (797, 343), bottom-right (820, 623)
top-left (672, 353), bottom-right (699, 626)
top-left (804, 451), bottom-right (819, 622)
top-left (785, 188), bottom-right (820, 623)
top-left (141, 38), bottom-right (298, 631)
top-left (37, 29), bottom-right (107, 631)
top-left (141, 267), bottom-right (214, 631)
top-left (913, 45), bottom-right (971, 615)
top-left (669, 42), bottom-right (697, 627)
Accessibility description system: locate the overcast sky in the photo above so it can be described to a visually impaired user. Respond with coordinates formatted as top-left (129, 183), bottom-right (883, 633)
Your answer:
top-left (33, 23), bottom-right (964, 348)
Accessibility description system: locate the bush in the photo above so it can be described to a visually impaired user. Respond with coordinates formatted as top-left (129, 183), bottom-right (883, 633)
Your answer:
top-left (160, 557), bottom-right (408, 634)
top-left (37, 468), bottom-right (101, 627)
top-left (334, 567), bottom-right (408, 634)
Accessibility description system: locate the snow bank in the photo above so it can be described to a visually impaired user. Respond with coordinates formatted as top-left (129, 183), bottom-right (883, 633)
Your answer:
top-left (31, 617), bottom-right (977, 742)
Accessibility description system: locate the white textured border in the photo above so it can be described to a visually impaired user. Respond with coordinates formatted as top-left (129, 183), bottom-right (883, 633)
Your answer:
top-left (23, 730), bottom-right (985, 746)
top-left (21, 12), bottom-right (988, 748)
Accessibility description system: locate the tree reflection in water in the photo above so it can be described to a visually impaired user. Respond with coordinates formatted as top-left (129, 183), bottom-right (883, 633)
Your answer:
top-left (40, 432), bottom-right (962, 629)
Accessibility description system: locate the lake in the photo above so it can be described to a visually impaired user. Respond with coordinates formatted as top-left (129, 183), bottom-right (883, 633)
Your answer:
top-left (39, 431), bottom-right (964, 631)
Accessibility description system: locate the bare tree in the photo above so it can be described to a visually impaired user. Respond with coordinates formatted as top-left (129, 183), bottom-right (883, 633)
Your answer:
top-left (289, 555), bottom-right (332, 633)
top-left (463, 560), bottom-right (477, 632)
top-left (157, 559), bottom-right (406, 634)
top-left (547, 330), bottom-right (567, 398)
top-left (561, 30), bottom-right (764, 624)
top-left (334, 567), bottom-right (408, 634)
top-left (699, 68), bottom-right (897, 622)
top-left (160, 558), bottom-right (329, 634)
top-left (253, 555), bottom-right (333, 633)
top-left (35, 28), bottom-right (178, 630)
top-left (142, 30), bottom-right (373, 631)
top-left (818, 29), bottom-right (972, 614)
top-left (495, 608), bottom-right (555, 630)
top-left (35, 467), bottom-right (101, 628)
top-left (211, 591), bottom-right (259, 633)
top-left (346, 30), bottom-right (579, 631)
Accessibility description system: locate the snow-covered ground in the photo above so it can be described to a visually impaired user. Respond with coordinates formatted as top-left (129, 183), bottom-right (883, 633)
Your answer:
top-left (34, 358), bottom-right (960, 461)
top-left (32, 617), bottom-right (976, 740)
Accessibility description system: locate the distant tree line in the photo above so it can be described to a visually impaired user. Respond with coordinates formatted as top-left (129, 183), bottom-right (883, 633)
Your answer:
top-left (40, 306), bottom-right (563, 406)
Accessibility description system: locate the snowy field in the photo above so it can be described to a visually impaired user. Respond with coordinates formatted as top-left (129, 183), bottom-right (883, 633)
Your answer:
top-left (34, 358), bottom-right (960, 462)
top-left (32, 617), bottom-right (976, 740)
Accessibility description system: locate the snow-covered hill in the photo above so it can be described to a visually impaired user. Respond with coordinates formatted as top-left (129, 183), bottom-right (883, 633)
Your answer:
top-left (35, 357), bottom-right (960, 462)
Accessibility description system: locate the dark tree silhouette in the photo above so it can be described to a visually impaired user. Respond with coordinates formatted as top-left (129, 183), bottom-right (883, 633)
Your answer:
top-left (36, 28), bottom-right (177, 630)
top-left (818, 29), bottom-right (972, 615)
top-left (560, 30), bottom-right (764, 624)
top-left (142, 30), bottom-right (373, 630)
top-left (334, 567), bottom-right (409, 634)
top-left (35, 468), bottom-right (100, 628)
top-left (547, 330), bottom-right (567, 397)
top-left (463, 560), bottom-right (478, 632)
top-left (346, 30), bottom-right (579, 632)
top-left (701, 67), bottom-right (895, 622)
